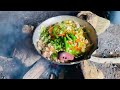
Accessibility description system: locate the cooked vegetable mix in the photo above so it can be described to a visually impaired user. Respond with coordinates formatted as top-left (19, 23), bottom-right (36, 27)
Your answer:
top-left (37, 20), bottom-right (90, 63)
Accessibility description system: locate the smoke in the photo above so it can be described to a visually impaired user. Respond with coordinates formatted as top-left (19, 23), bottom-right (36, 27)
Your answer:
top-left (0, 11), bottom-right (24, 57)
top-left (0, 56), bottom-right (28, 79)
top-left (0, 11), bottom-right (34, 57)
top-left (0, 11), bottom-right (81, 79)
top-left (0, 11), bottom-right (79, 57)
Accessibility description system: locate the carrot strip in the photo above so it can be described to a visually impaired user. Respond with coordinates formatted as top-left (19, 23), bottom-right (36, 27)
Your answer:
top-left (68, 41), bottom-right (72, 44)
top-left (75, 39), bottom-right (80, 43)
top-left (58, 33), bottom-right (66, 36)
top-left (48, 26), bottom-right (53, 34)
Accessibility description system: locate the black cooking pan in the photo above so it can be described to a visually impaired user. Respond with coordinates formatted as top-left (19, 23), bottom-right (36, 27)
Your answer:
top-left (33, 15), bottom-right (98, 65)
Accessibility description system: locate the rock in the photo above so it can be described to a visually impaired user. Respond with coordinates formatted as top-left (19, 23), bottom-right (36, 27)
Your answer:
top-left (90, 62), bottom-right (120, 79)
top-left (89, 55), bottom-right (120, 64)
top-left (80, 60), bottom-right (104, 79)
top-left (12, 39), bottom-right (41, 67)
top-left (0, 66), bottom-right (3, 72)
top-left (22, 25), bottom-right (34, 34)
top-left (77, 11), bottom-right (98, 28)
top-left (96, 16), bottom-right (110, 35)
top-left (77, 11), bottom-right (110, 35)
top-left (12, 25), bottom-right (41, 67)
top-left (94, 25), bottom-right (120, 59)
top-left (0, 56), bottom-right (27, 79)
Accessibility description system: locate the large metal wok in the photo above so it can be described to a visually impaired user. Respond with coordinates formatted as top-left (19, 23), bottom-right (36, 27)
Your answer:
top-left (33, 15), bottom-right (98, 65)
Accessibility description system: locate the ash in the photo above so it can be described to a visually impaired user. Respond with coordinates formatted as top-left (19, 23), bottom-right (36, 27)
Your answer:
top-left (96, 24), bottom-right (120, 58)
